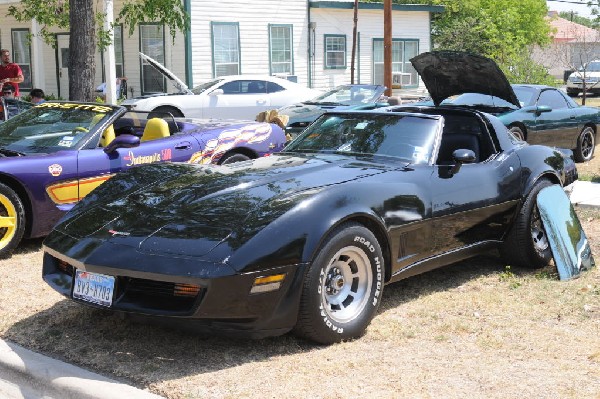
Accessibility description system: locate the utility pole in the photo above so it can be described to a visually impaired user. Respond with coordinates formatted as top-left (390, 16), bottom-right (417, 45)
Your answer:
top-left (384, 0), bottom-right (392, 96)
top-left (351, 0), bottom-right (358, 84)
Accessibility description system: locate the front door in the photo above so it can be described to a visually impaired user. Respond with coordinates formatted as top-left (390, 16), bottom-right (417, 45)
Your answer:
top-left (57, 35), bottom-right (70, 100)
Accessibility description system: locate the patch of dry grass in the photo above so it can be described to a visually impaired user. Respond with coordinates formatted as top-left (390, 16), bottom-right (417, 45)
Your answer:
top-left (1, 209), bottom-right (599, 399)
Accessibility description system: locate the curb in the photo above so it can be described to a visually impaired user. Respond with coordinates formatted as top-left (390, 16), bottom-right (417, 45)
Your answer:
top-left (0, 339), bottom-right (164, 399)
top-left (565, 180), bottom-right (600, 209)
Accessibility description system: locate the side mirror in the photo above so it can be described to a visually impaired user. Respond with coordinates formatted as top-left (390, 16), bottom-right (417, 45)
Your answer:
top-left (103, 134), bottom-right (140, 154)
top-left (449, 149), bottom-right (476, 175)
top-left (209, 89), bottom-right (224, 97)
top-left (536, 105), bottom-right (552, 114)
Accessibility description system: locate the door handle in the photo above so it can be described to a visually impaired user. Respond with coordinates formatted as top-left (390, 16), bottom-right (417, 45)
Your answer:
top-left (175, 142), bottom-right (192, 150)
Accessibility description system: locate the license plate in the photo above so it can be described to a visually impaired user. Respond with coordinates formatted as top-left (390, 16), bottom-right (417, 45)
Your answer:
top-left (73, 270), bottom-right (115, 307)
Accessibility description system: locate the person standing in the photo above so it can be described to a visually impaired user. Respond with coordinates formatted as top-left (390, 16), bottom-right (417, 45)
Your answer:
top-left (0, 49), bottom-right (24, 97)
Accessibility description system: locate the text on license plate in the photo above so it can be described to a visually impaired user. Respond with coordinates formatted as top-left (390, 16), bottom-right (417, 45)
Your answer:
top-left (73, 270), bottom-right (115, 307)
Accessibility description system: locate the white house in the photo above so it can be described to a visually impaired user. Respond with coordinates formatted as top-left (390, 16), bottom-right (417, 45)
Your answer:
top-left (0, 0), bottom-right (443, 100)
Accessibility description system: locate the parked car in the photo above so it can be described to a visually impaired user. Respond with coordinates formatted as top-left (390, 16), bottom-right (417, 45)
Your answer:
top-left (278, 84), bottom-right (388, 139)
top-left (565, 59), bottom-right (600, 96)
top-left (121, 53), bottom-right (321, 120)
top-left (0, 101), bottom-right (286, 258)
top-left (42, 104), bottom-right (577, 344)
top-left (399, 51), bottom-right (598, 162)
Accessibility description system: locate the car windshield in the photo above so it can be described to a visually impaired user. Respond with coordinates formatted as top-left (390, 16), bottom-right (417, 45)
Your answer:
top-left (580, 61), bottom-right (600, 72)
top-left (447, 86), bottom-right (536, 108)
top-left (284, 113), bottom-right (438, 164)
top-left (306, 85), bottom-right (384, 105)
top-left (191, 78), bottom-right (225, 95)
top-left (0, 102), bottom-right (113, 154)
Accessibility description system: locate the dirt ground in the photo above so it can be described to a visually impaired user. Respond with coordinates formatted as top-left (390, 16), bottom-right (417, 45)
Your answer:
top-left (0, 147), bottom-right (599, 399)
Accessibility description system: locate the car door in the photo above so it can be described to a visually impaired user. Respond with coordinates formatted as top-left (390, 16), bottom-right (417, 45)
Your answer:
top-left (74, 133), bottom-right (202, 200)
top-left (202, 79), bottom-right (271, 120)
top-left (528, 89), bottom-right (579, 148)
top-left (430, 154), bottom-right (522, 254)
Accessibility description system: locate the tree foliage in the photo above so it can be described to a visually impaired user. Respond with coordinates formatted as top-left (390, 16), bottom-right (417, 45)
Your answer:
top-left (8, 0), bottom-right (189, 101)
top-left (389, 0), bottom-right (555, 84)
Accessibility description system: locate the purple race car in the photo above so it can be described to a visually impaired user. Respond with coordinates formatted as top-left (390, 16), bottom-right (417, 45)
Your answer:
top-left (0, 102), bottom-right (286, 257)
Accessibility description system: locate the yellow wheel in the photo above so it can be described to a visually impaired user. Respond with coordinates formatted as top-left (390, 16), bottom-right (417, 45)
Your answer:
top-left (0, 183), bottom-right (25, 258)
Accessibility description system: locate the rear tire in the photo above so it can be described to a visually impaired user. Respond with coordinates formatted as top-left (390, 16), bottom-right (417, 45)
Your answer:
top-left (573, 126), bottom-right (595, 162)
top-left (219, 153), bottom-right (251, 165)
top-left (509, 125), bottom-right (525, 141)
top-left (149, 106), bottom-right (184, 119)
top-left (0, 183), bottom-right (26, 259)
top-left (501, 179), bottom-right (553, 269)
top-left (294, 223), bottom-right (384, 344)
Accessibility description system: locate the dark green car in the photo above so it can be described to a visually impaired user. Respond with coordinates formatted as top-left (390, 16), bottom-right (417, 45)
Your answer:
top-left (401, 52), bottom-right (598, 162)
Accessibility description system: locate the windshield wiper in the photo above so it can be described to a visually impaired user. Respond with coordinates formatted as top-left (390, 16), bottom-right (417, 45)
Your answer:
top-left (0, 147), bottom-right (25, 156)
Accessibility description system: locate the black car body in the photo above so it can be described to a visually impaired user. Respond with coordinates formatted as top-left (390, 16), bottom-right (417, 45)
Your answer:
top-left (42, 105), bottom-right (577, 344)
top-left (400, 51), bottom-right (598, 162)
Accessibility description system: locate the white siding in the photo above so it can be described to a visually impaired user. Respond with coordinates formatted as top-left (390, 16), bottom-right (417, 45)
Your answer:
top-left (310, 9), bottom-right (431, 91)
top-left (189, 0), bottom-right (309, 87)
top-left (0, 0), bottom-right (434, 99)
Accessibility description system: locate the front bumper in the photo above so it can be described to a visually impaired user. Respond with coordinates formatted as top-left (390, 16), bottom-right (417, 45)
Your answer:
top-left (42, 244), bottom-right (308, 338)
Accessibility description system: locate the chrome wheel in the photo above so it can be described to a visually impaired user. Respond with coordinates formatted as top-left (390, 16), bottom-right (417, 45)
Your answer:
top-left (321, 245), bottom-right (373, 324)
top-left (530, 204), bottom-right (549, 254)
top-left (578, 128), bottom-right (595, 162)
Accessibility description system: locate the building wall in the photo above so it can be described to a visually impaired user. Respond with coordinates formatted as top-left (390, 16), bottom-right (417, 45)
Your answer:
top-left (310, 8), bottom-right (431, 91)
top-left (189, 0), bottom-right (309, 87)
top-left (0, 0), bottom-right (434, 100)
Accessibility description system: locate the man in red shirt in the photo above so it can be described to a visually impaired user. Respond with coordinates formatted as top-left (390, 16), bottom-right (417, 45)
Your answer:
top-left (0, 49), bottom-right (24, 97)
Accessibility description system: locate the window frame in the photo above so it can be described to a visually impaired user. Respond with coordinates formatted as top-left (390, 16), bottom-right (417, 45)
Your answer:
top-left (372, 38), bottom-right (419, 89)
top-left (211, 22), bottom-right (241, 78)
top-left (268, 24), bottom-right (294, 76)
top-left (139, 23), bottom-right (166, 95)
top-left (11, 29), bottom-right (32, 93)
top-left (324, 34), bottom-right (347, 70)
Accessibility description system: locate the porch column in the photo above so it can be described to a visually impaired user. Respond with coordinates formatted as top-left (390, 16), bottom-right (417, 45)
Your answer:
top-left (31, 19), bottom-right (46, 91)
top-left (103, 0), bottom-right (117, 104)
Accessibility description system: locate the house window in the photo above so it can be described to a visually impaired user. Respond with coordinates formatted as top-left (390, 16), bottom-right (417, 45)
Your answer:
top-left (140, 24), bottom-right (165, 94)
top-left (373, 39), bottom-right (419, 88)
top-left (11, 29), bottom-right (32, 92)
top-left (324, 35), bottom-right (346, 69)
top-left (269, 25), bottom-right (293, 75)
top-left (212, 22), bottom-right (240, 77)
top-left (114, 25), bottom-right (124, 78)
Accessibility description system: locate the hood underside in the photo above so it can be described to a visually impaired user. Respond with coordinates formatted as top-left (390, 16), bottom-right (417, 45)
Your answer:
top-left (410, 51), bottom-right (520, 108)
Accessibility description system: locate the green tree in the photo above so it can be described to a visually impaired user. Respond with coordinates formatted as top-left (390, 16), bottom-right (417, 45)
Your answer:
top-left (558, 11), bottom-right (597, 29)
top-left (391, 0), bottom-right (554, 83)
top-left (8, 0), bottom-right (189, 101)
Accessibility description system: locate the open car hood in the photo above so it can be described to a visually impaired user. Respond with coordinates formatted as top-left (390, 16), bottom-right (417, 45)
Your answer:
top-left (410, 51), bottom-right (520, 108)
top-left (139, 52), bottom-right (193, 95)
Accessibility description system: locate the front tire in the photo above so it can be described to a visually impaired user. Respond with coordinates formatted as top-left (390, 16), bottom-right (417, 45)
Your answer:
top-left (501, 179), bottom-right (553, 269)
top-left (566, 89), bottom-right (579, 97)
top-left (574, 126), bottom-right (595, 162)
top-left (295, 223), bottom-right (384, 344)
top-left (0, 183), bottom-right (26, 258)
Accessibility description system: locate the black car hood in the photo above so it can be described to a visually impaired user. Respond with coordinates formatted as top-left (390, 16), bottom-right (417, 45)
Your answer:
top-left (57, 155), bottom-right (390, 259)
top-left (410, 51), bottom-right (520, 108)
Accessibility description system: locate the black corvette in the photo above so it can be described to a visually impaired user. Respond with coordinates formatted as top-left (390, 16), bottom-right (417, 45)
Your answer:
top-left (42, 102), bottom-right (578, 343)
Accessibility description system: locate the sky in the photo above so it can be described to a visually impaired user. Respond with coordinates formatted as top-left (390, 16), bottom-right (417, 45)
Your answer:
top-left (546, 0), bottom-right (594, 18)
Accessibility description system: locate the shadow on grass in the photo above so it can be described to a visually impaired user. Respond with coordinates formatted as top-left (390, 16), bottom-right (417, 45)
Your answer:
top-left (4, 252), bottom-right (514, 388)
